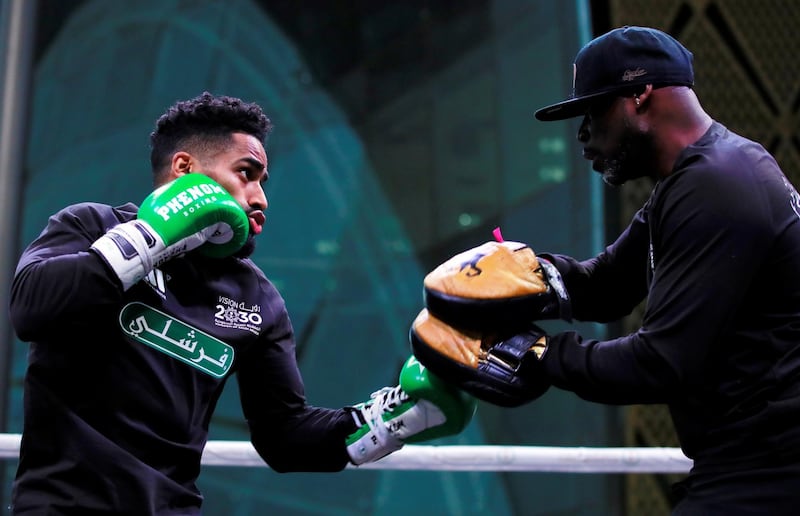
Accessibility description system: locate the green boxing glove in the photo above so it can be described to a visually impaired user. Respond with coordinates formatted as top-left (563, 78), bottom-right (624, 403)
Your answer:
top-left (346, 355), bottom-right (477, 466)
top-left (91, 173), bottom-right (249, 290)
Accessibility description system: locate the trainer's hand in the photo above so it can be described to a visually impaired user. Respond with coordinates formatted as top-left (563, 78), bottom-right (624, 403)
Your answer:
top-left (91, 173), bottom-right (249, 290)
top-left (345, 356), bottom-right (476, 465)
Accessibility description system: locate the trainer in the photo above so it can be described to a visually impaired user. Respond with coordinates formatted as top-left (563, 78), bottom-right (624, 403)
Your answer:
top-left (412, 26), bottom-right (800, 515)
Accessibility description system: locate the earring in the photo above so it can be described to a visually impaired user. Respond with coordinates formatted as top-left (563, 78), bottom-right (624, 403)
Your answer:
top-left (634, 97), bottom-right (641, 107)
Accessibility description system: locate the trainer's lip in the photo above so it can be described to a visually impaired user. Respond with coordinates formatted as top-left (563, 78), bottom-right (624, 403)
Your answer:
top-left (249, 210), bottom-right (265, 235)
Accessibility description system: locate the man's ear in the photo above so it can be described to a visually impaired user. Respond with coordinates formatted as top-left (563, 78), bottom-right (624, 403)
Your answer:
top-left (636, 84), bottom-right (654, 106)
top-left (170, 151), bottom-right (194, 179)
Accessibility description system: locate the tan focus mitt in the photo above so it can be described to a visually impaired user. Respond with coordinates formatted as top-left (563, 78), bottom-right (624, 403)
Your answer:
top-left (423, 241), bottom-right (571, 333)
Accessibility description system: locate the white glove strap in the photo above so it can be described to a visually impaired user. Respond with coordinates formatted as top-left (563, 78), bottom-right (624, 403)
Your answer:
top-left (386, 399), bottom-right (445, 441)
top-left (91, 220), bottom-right (166, 291)
top-left (346, 388), bottom-right (404, 465)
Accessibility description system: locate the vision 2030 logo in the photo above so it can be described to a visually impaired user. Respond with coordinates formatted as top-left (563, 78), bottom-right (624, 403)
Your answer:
top-left (215, 296), bottom-right (263, 335)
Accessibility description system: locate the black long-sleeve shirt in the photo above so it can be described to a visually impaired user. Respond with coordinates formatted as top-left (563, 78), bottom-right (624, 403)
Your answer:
top-left (9, 202), bottom-right (356, 515)
top-left (541, 122), bottom-right (800, 471)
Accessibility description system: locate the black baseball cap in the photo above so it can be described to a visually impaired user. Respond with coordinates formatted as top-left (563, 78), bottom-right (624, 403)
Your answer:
top-left (535, 26), bottom-right (695, 121)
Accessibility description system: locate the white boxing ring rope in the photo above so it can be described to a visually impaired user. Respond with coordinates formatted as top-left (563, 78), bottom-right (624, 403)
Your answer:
top-left (0, 433), bottom-right (692, 473)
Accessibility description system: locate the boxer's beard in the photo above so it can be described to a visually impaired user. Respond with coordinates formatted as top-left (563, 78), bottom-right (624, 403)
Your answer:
top-left (233, 233), bottom-right (257, 258)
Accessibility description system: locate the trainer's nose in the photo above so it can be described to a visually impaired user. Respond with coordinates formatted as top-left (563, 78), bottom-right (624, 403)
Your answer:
top-left (577, 114), bottom-right (590, 143)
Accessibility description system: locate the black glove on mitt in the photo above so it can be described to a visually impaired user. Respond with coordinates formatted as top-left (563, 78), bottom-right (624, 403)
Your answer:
top-left (409, 309), bottom-right (550, 407)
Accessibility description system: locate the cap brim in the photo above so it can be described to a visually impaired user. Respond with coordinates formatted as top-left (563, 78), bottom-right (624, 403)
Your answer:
top-left (534, 91), bottom-right (612, 121)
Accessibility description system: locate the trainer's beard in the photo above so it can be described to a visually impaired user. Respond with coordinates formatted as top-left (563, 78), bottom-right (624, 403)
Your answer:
top-left (601, 156), bottom-right (629, 186)
top-left (599, 126), bottom-right (654, 186)
top-left (233, 233), bottom-right (257, 258)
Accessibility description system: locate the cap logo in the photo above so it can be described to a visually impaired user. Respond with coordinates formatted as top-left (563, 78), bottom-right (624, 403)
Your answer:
top-left (572, 63), bottom-right (577, 90)
top-left (622, 68), bottom-right (647, 82)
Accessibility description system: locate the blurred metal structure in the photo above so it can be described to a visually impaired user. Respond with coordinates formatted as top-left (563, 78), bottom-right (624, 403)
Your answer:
top-left (0, 0), bottom-right (36, 430)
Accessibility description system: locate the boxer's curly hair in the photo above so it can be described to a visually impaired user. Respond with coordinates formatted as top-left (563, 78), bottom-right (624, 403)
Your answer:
top-left (149, 92), bottom-right (273, 179)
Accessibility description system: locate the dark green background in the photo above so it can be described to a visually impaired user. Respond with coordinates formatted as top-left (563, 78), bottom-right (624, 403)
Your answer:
top-left (2, 1), bottom-right (620, 514)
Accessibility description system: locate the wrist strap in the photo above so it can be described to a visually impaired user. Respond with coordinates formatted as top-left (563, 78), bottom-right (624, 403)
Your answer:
top-left (91, 220), bottom-right (163, 290)
top-left (539, 258), bottom-right (572, 321)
